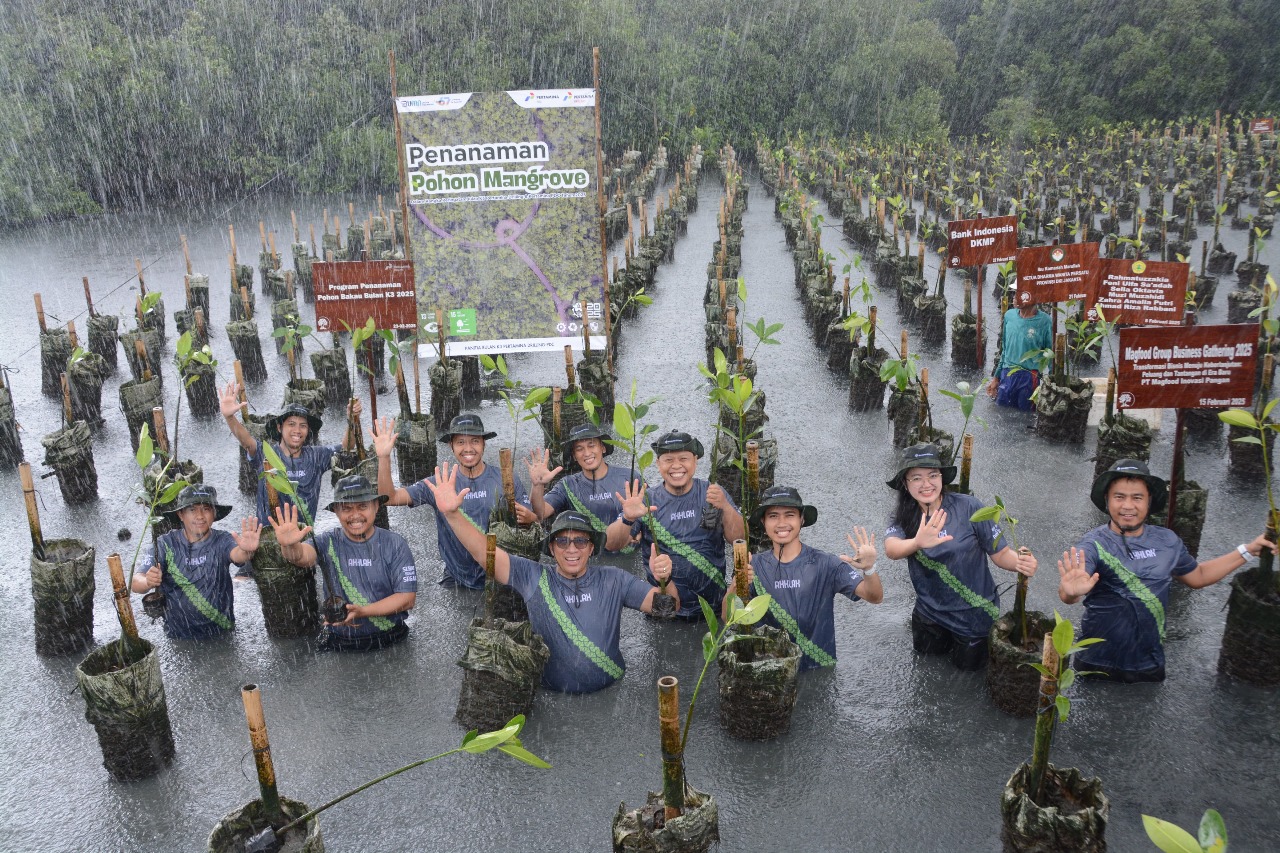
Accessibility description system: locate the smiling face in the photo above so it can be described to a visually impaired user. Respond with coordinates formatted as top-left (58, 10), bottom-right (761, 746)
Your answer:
top-left (551, 532), bottom-right (595, 578)
top-left (177, 503), bottom-right (215, 539)
top-left (1106, 477), bottom-right (1151, 534)
top-left (335, 499), bottom-right (378, 540)
top-left (763, 506), bottom-right (803, 548)
top-left (449, 434), bottom-right (485, 469)
top-left (279, 414), bottom-right (310, 452)
top-left (905, 467), bottom-right (944, 510)
top-left (572, 437), bottom-right (606, 474)
top-left (657, 450), bottom-right (697, 491)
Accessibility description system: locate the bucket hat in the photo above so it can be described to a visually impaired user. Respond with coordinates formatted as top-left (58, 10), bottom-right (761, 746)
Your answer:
top-left (326, 474), bottom-right (390, 512)
top-left (543, 510), bottom-right (605, 556)
top-left (166, 484), bottom-right (233, 521)
top-left (1090, 459), bottom-right (1168, 513)
top-left (750, 485), bottom-right (818, 528)
top-left (651, 430), bottom-right (704, 459)
top-left (886, 443), bottom-right (957, 490)
top-left (438, 413), bottom-right (497, 443)
top-left (561, 422), bottom-right (614, 457)
top-left (267, 404), bottom-right (322, 443)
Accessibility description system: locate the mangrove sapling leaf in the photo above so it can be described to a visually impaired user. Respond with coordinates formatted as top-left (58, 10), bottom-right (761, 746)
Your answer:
top-left (680, 594), bottom-right (771, 752)
top-left (1142, 808), bottom-right (1228, 853)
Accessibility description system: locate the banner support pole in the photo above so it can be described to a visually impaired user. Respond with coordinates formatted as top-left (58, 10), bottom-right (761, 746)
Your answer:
top-left (592, 46), bottom-right (614, 390)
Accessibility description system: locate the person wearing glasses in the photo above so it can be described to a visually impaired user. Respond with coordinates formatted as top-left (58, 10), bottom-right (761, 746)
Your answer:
top-left (884, 443), bottom-right (1037, 670)
top-left (423, 462), bottom-right (677, 693)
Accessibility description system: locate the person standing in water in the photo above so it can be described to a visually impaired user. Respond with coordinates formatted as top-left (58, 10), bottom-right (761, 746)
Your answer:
top-left (527, 422), bottom-right (631, 551)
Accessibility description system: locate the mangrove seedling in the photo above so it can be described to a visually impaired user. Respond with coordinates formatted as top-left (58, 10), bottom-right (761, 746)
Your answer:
top-left (172, 330), bottom-right (217, 462)
top-left (1219, 400), bottom-right (1280, 593)
top-left (608, 379), bottom-right (661, 481)
top-left (971, 496), bottom-right (1030, 646)
top-left (939, 380), bottom-right (986, 439)
top-left (128, 424), bottom-right (190, 620)
top-left (479, 353), bottom-right (551, 485)
top-left (1022, 612), bottom-right (1103, 803)
top-left (699, 347), bottom-right (764, 532)
top-left (244, 715), bottom-right (549, 853)
top-left (1142, 808), bottom-right (1227, 853)
top-left (680, 594), bottom-right (770, 751)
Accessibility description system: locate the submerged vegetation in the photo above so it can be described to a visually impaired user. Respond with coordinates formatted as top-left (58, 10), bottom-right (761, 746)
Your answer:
top-left (1, 0), bottom-right (1278, 224)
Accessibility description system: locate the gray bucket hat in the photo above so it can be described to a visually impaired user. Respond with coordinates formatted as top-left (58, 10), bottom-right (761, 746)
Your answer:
top-left (651, 430), bottom-right (704, 459)
top-left (561, 422), bottom-right (614, 457)
top-left (886, 443), bottom-right (957, 490)
top-left (438, 413), bottom-right (497, 443)
top-left (543, 510), bottom-right (605, 556)
top-left (1090, 459), bottom-right (1168, 514)
top-left (267, 404), bottom-right (322, 443)
top-left (166, 484), bottom-right (232, 522)
top-left (750, 485), bottom-right (818, 528)
top-left (326, 474), bottom-right (390, 512)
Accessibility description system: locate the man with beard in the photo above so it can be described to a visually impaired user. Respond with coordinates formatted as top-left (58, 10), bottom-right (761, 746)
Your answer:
top-left (424, 463), bottom-right (677, 693)
top-left (527, 422), bottom-right (631, 552)
top-left (373, 413), bottom-right (536, 589)
top-left (1058, 459), bottom-right (1275, 682)
top-left (272, 474), bottom-right (417, 652)
top-left (723, 486), bottom-right (883, 670)
top-left (605, 430), bottom-right (744, 619)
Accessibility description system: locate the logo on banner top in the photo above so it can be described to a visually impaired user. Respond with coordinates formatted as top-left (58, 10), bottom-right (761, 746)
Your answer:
top-left (506, 88), bottom-right (595, 108)
top-left (1050, 246), bottom-right (1065, 263)
top-left (397, 94), bottom-right (472, 113)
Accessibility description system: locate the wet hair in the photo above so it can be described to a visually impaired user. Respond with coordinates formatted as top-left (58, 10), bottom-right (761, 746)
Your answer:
top-left (891, 481), bottom-right (946, 538)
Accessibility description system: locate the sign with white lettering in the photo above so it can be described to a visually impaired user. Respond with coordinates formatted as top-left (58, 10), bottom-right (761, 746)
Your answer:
top-left (313, 260), bottom-right (418, 332)
top-left (1117, 324), bottom-right (1258, 410)
top-left (947, 215), bottom-right (1018, 268)
top-left (1015, 242), bottom-right (1100, 304)
top-left (1089, 258), bottom-right (1188, 326)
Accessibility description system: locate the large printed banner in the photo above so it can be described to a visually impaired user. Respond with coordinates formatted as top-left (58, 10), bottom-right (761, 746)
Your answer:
top-left (1117, 324), bottom-right (1257, 410)
top-left (396, 89), bottom-right (606, 355)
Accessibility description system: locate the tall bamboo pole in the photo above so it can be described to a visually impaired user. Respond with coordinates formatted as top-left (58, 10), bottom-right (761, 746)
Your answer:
top-left (241, 684), bottom-right (284, 825)
top-left (107, 554), bottom-right (139, 641)
top-left (20, 462), bottom-right (45, 561)
top-left (657, 676), bottom-right (684, 819)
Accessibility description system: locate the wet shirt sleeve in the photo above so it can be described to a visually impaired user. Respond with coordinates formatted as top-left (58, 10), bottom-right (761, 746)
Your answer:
top-left (405, 477), bottom-right (436, 510)
top-left (544, 480), bottom-right (570, 513)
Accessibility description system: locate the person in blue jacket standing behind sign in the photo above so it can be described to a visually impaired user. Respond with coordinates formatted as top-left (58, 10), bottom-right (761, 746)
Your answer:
top-left (987, 297), bottom-right (1053, 411)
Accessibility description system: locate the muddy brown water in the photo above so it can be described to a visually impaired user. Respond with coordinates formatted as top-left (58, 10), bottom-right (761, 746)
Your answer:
top-left (0, 177), bottom-right (1276, 851)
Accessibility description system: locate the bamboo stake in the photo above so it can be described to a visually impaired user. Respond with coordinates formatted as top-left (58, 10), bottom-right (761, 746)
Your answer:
top-left (1026, 633), bottom-right (1061, 805)
top-left (745, 439), bottom-right (760, 509)
top-left (67, 321), bottom-right (78, 350)
top-left (310, 223), bottom-right (317, 257)
top-left (83, 278), bottom-right (96, 316)
top-left (60, 374), bottom-right (72, 425)
top-left (135, 339), bottom-right (152, 381)
top-left (135, 258), bottom-right (147, 295)
top-left (657, 676), bottom-right (684, 819)
top-left (240, 286), bottom-right (253, 321)
top-left (291, 211), bottom-right (299, 244)
top-left (195, 308), bottom-right (206, 343)
top-left (1104, 368), bottom-right (1116, 423)
top-left (732, 539), bottom-right (750, 603)
top-left (34, 293), bottom-right (47, 333)
top-left (259, 221), bottom-right (268, 253)
top-left (412, 342), bottom-right (421, 414)
top-left (483, 533), bottom-right (498, 623)
top-left (592, 47), bottom-right (612, 381)
top-left (500, 448), bottom-right (517, 519)
top-left (959, 433), bottom-right (974, 494)
top-left (435, 309), bottom-right (447, 365)
top-left (564, 345), bottom-right (577, 389)
top-left (552, 387), bottom-right (562, 443)
top-left (181, 235), bottom-right (192, 276)
top-left (20, 462), bottom-right (46, 561)
top-left (233, 361), bottom-right (248, 423)
top-left (152, 407), bottom-right (170, 457)
top-left (581, 299), bottom-right (591, 356)
top-left (241, 684), bottom-right (284, 825)
top-left (108, 554), bottom-right (139, 641)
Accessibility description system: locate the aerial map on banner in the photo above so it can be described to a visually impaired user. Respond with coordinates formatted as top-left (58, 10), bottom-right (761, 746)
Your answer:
top-left (396, 89), bottom-right (605, 355)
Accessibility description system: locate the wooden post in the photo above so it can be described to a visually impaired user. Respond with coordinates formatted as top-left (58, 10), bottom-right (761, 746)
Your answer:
top-left (483, 533), bottom-right (498, 623)
top-left (259, 221), bottom-right (268, 253)
top-left (842, 277), bottom-right (850, 317)
top-left (657, 676), bottom-right (684, 819)
top-left (233, 361), bottom-right (249, 424)
top-left (291, 211), bottom-right (300, 244)
top-left (195, 308), bottom-right (206, 343)
top-left (240, 286), bottom-right (253, 321)
top-left (33, 293), bottom-right (47, 333)
top-left (959, 433), bottom-right (974, 494)
top-left (135, 258), bottom-right (147, 295)
top-left (20, 462), bottom-right (45, 561)
top-left (975, 264), bottom-right (985, 369)
top-left (500, 448), bottom-right (517, 519)
top-left (581, 299), bottom-right (591, 356)
top-left (745, 439), bottom-right (760, 508)
top-left (67, 321), bottom-right (78, 350)
top-left (435, 308), bottom-right (448, 366)
top-left (83, 277), bottom-right (96, 316)
top-left (918, 367), bottom-right (930, 432)
top-left (152, 407), bottom-right (170, 457)
top-left (365, 338), bottom-right (378, 422)
top-left (564, 345), bottom-right (577, 389)
top-left (309, 223), bottom-right (317, 257)
top-left (241, 684), bottom-right (284, 825)
top-left (135, 339), bottom-right (152, 381)
top-left (390, 50), bottom-right (415, 274)
top-left (60, 374), bottom-right (73, 425)
top-left (1027, 633), bottom-right (1061, 805)
top-left (107, 554), bottom-right (139, 641)
top-left (726, 306), bottom-right (737, 355)
top-left (591, 47), bottom-right (613, 381)
top-left (733, 539), bottom-right (750, 603)
top-left (412, 342), bottom-right (422, 414)
top-left (552, 387), bottom-right (563, 443)
top-left (1104, 368), bottom-right (1116, 423)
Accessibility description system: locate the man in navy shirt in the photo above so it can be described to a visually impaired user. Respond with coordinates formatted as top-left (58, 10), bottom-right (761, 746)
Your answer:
top-left (1059, 459), bottom-right (1274, 682)
top-left (424, 462), bottom-right (677, 693)
top-left (605, 430), bottom-right (744, 619)
top-left (272, 474), bottom-right (417, 652)
top-left (374, 413), bottom-right (537, 588)
top-left (528, 422), bottom-right (631, 551)
top-left (132, 485), bottom-right (260, 640)
top-left (724, 486), bottom-right (883, 670)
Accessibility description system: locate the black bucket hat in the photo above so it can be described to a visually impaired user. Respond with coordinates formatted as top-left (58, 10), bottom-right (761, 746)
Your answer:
top-left (326, 474), bottom-right (390, 512)
top-left (267, 404), bottom-right (322, 443)
top-left (543, 510), bottom-right (605, 556)
top-left (1090, 459), bottom-right (1168, 514)
top-left (750, 485), bottom-right (818, 528)
top-left (438, 413), bottom-right (497, 444)
top-left (561, 422), bottom-right (614, 457)
top-left (166, 484), bottom-right (232, 522)
top-left (886, 443), bottom-right (958, 490)
top-left (651, 430), bottom-right (704, 459)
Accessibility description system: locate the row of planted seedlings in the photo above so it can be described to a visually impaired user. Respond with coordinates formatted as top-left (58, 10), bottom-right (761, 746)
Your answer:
top-left (603, 145), bottom-right (666, 244)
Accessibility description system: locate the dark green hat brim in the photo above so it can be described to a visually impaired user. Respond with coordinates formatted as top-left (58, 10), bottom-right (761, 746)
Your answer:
top-left (1090, 466), bottom-right (1168, 514)
top-left (326, 493), bottom-right (391, 513)
top-left (750, 501), bottom-right (818, 528)
top-left (543, 511), bottom-right (606, 556)
top-left (267, 406), bottom-right (323, 443)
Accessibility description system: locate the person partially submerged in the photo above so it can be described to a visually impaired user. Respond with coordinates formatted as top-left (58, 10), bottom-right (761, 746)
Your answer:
top-left (425, 462), bottom-right (677, 693)
top-left (724, 485), bottom-right (883, 670)
top-left (528, 422), bottom-right (631, 552)
top-left (132, 484), bottom-right (260, 640)
top-left (1058, 459), bottom-right (1275, 682)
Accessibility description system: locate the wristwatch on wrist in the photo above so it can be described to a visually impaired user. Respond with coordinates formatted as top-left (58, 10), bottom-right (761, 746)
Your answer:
top-left (862, 563), bottom-right (879, 575)
top-left (1237, 544), bottom-right (1257, 564)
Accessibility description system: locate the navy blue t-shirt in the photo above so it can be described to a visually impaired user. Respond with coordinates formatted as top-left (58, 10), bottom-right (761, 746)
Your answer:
top-left (632, 478), bottom-right (734, 617)
top-left (248, 440), bottom-right (338, 524)
top-left (314, 527), bottom-right (417, 639)
top-left (506, 555), bottom-right (652, 693)
top-left (1074, 524), bottom-right (1196, 672)
top-left (543, 465), bottom-right (631, 548)
top-left (146, 529), bottom-right (241, 640)
top-left (751, 544), bottom-right (865, 671)
top-left (886, 491), bottom-right (1004, 638)
top-left (406, 464), bottom-right (530, 589)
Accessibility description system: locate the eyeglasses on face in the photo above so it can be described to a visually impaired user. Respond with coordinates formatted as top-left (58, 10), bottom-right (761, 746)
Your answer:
top-left (552, 535), bottom-right (593, 550)
top-left (906, 471), bottom-right (942, 486)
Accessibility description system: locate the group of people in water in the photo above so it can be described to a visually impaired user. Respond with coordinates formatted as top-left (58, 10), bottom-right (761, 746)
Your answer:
top-left (130, 380), bottom-right (1275, 691)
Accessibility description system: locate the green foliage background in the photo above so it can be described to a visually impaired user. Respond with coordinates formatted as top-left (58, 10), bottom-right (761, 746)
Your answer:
top-left (0, 0), bottom-right (1276, 225)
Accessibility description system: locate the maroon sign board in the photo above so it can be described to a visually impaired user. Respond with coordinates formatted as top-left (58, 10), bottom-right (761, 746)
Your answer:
top-left (313, 260), bottom-right (418, 333)
top-left (1087, 258), bottom-right (1188, 326)
top-left (1014, 242), bottom-right (1100, 305)
top-left (1117, 324), bottom-right (1258, 410)
top-left (947, 215), bottom-right (1018, 268)
top-left (1250, 118), bottom-right (1275, 135)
